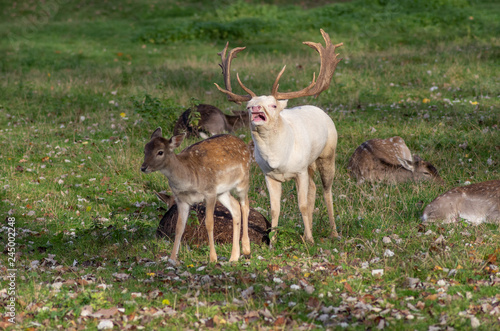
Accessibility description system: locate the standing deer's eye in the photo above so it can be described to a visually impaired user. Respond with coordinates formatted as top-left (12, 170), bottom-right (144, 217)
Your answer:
top-left (270, 104), bottom-right (277, 109)
top-left (157, 150), bottom-right (164, 156)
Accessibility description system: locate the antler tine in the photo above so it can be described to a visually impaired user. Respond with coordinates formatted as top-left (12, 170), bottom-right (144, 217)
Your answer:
top-left (214, 42), bottom-right (255, 105)
top-left (272, 65), bottom-right (317, 97)
top-left (273, 29), bottom-right (343, 100)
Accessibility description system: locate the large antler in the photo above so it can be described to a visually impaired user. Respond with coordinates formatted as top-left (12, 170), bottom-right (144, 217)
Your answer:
top-left (214, 42), bottom-right (256, 105)
top-left (215, 29), bottom-right (343, 103)
top-left (272, 29), bottom-right (343, 100)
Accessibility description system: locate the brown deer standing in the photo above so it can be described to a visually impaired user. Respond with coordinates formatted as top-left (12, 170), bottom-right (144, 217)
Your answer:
top-left (154, 191), bottom-right (271, 246)
top-left (141, 129), bottom-right (251, 263)
top-left (215, 29), bottom-right (343, 244)
top-left (173, 104), bottom-right (249, 138)
top-left (348, 136), bottom-right (444, 184)
top-left (422, 180), bottom-right (500, 224)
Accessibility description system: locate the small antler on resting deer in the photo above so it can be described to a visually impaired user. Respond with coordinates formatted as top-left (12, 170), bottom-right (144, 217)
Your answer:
top-left (215, 30), bottom-right (343, 246)
top-left (215, 29), bottom-right (343, 104)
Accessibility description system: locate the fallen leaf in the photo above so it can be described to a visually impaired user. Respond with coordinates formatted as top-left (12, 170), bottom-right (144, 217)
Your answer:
top-left (344, 282), bottom-right (353, 294)
top-left (92, 307), bottom-right (119, 319)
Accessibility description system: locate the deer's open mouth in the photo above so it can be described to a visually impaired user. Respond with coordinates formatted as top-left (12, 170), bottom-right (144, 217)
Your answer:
top-left (251, 111), bottom-right (267, 122)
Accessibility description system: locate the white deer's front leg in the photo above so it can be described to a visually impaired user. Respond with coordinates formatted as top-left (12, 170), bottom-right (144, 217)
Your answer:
top-left (170, 201), bottom-right (190, 263)
top-left (296, 172), bottom-right (314, 244)
top-left (265, 176), bottom-right (282, 246)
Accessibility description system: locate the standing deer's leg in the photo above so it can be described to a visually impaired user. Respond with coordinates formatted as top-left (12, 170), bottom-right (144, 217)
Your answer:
top-left (307, 164), bottom-right (317, 232)
top-left (170, 201), bottom-right (190, 263)
top-left (266, 176), bottom-right (282, 247)
top-left (204, 196), bottom-right (218, 263)
top-left (240, 194), bottom-right (250, 256)
top-left (317, 156), bottom-right (339, 238)
top-left (218, 192), bottom-right (242, 262)
top-left (296, 171), bottom-right (314, 244)
top-left (234, 180), bottom-right (251, 256)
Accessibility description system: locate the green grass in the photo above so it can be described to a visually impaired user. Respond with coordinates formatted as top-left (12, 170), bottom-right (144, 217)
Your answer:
top-left (1, 0), bottom-right (499, 329)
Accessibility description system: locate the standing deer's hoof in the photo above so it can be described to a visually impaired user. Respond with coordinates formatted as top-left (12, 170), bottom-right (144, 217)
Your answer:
top-left (166, 258), bottom-right (178, 266)
top-left (229, 255), bottom-right (240, 263)
top-left (331, 232), bottom-right (342, 241)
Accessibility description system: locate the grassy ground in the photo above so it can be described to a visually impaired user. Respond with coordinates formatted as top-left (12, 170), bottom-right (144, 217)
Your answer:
top-left (1, 0), bottom-right (499, 329)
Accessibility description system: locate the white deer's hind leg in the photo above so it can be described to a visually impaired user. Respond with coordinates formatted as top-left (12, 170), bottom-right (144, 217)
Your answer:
top-left (296, 172), bottom-right (314, 244)
top-left (204, 196), bottom-right (218, 263)
top-left (307, 165), bottom-right (317, 231)
top-left (218, 192), bottom-right (241, 262)
top-left (170, 201), bottom-right (190, 263)
top-left (265, 176), bottom-right (282, 246)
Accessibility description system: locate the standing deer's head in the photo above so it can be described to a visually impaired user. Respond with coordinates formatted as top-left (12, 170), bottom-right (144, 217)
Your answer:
top-left (215, 29), bottom-right (343, 129)
top-left (141, 128), bottom-right (185, 174)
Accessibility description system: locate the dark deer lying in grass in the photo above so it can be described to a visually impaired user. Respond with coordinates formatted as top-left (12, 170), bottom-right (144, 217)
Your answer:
top-left (173, 104), bottom-right (249, 138)
top-left (154, 191), bottom-right (271, 246)
top-left (215, 29), bottom-right (343, 243)
top-left (141, 128), bottom-right (251, 263)
top-left (348, 136), bottom-right (444, 184)
top-left (422, 180), bottom-right (500, 224)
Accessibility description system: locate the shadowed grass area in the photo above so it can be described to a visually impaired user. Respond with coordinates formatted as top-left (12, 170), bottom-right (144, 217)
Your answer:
top-left (0, 0), bottom-right (499, 329)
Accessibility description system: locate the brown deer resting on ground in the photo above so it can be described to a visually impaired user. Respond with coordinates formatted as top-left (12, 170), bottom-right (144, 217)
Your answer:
top-left (173, 104), bottom-right (249, 138)
top-left (154, 192), bottom-right (271, 246)
top-left (347, 136), bottom-right (444, 184)
top-left (141, 129), bottom-right (251, 263)
top-left (422, 180), bottom-right (500, 224)
top-left (215, 29), bottom-right (343, 243)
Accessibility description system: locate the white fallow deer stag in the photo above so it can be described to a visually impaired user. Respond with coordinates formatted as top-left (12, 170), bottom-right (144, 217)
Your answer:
top-left (141, 129), bottom-right (251, 264)
top-left (422, 180), bottom-right (500, 225)
top-left (215, 29), bottom-right (343, 244)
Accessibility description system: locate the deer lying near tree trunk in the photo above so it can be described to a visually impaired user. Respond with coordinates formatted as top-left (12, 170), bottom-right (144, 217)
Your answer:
top-left (422, 180), bottom-right (500, 224)
top-left (215, 29), bottom-right (343, 243)
top-left (347, 136), bottom-right (444, 184)
top-left (141, 129), bottom-right (251, 263)
top-left (154, 191), bottom-right (271, 246)
top-left (173, 104), bottom-right (249, 138)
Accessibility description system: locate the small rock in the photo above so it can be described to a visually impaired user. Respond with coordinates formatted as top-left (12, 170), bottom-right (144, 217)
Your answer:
top-left (470, 316), bottom-right (480, 329)
top-left (384, 249), bottom-right (395, 257)
top-left (305, 285), bottom-right (315, 294)
top-left (97, 320), bottom-right (113, 330)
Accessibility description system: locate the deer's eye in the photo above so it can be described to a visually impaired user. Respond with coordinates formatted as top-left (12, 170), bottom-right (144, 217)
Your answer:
top-left (270, 104), bottom-right (277, 108)
top-left (157, 151), bottom-right (164, 156)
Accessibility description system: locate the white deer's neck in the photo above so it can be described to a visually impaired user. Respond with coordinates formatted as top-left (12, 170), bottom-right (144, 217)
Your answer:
top-left (251, 114), bottom-right (292, 171)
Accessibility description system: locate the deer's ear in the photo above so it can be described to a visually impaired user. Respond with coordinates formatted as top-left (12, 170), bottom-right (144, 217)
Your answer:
top-left (412, 154), bottom-right (422, 162)
top-left (151, 127), bottom-right (162, 139)
top-left (277, 99), bottom-right (288, 111)
top-left (169, 133), bottom-right (185, 150)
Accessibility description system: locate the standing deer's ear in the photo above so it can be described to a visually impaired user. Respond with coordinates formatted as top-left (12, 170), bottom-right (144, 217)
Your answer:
top-left (151, 127), bottom-right (163, 139)
top-left (169, 133), bottom-right (186, 151)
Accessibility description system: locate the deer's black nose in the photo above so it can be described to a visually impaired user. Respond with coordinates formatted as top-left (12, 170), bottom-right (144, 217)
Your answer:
top-left (140, 165), bottom-right (148, 173)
